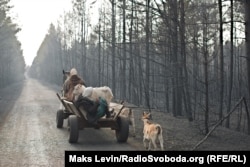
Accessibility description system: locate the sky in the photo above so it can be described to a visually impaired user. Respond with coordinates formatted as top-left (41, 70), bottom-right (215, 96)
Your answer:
top-left (9, 0), bottom-right (73, 66)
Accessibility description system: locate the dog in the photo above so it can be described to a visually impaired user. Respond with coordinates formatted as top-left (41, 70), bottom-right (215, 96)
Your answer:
top-left (109, 101), bottom-right (136, 137)
top-left (141, 111), bottom-right (164, 150)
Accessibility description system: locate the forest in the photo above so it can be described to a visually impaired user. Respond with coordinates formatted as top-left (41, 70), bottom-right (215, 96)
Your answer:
top-left (0, 0), bottom-right (26, 88)
top-left (1, 0), bottom-right (250, 135)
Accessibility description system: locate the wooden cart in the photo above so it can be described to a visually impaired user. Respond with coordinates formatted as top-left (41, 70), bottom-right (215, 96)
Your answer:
top-left (56, 93), bottom-right (129, 143)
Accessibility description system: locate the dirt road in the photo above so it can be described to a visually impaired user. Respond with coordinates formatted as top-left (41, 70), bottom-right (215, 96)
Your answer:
top-left (0, 77), bottom-right (143, 167)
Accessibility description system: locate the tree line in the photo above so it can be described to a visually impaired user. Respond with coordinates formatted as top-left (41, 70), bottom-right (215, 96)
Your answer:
top-left (0, 0), bottom-right (25, 89)
top-left (29, 0), bottom-right (250, 134)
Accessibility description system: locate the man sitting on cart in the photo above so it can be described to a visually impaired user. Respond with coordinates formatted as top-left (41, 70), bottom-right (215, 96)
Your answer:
top-left (63, 68), bottom-right (86, 102)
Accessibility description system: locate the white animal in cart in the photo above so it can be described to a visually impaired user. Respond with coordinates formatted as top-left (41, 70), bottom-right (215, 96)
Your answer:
top-left (73, 84), bottom-right (114, 105)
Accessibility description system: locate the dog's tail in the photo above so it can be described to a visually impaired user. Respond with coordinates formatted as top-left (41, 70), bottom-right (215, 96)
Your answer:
top-left (156, 125), bottom-right (164, 151)
top-left (156, 125), bottom-right (162, 135)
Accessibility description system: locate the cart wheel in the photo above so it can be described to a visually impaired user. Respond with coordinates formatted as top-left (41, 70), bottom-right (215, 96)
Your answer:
top-left (115, 116), bottom-right (129, 143)
top-left (56, 109), bottom-right (64, 128)
top-left (68, 115), bottom-right (79, 143)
